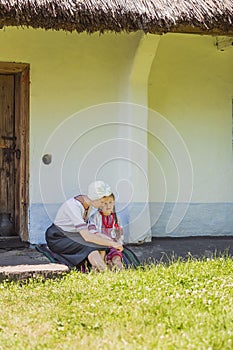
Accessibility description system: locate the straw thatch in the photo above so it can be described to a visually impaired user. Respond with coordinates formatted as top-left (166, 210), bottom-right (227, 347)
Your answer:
top-left (0, 0), bottom-right (232, 35)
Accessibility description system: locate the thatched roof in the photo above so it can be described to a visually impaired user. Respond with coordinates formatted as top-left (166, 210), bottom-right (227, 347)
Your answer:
top-left (0, 0), bottom-right (232, 35)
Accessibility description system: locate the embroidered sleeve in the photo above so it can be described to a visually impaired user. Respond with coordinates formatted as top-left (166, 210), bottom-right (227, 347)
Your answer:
top-left (54, 198), bottom-right (88, 232)
top-left (88, 211), bottom-right (101, 234)
top-left (67, 200), bottom-right (88, 229)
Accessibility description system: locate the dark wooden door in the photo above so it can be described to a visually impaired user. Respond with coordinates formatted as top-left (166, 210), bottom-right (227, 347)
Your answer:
top-left (0, 63), bottom-right (29, 243)
top-left (0, 75), bottom-right (16, 236)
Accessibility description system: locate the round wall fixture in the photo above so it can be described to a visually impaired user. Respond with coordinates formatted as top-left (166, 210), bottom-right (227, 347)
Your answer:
top-left (42, 154), bottom-right (52, 165)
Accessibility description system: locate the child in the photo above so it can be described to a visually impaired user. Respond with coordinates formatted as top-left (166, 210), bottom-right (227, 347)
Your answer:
top-left (88, 193), bottom-right (124, 269)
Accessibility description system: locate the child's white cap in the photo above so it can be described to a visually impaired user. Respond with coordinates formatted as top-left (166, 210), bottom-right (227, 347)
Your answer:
top-left (87, 181), bottom-right (112, 200)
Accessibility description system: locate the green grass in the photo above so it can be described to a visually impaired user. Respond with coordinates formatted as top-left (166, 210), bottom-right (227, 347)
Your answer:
top-left (0, 257), bottom-right (233, 349)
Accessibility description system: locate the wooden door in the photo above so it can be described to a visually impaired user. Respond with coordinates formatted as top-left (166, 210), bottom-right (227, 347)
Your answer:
top-left (0, 63), bottom-right (29, 241)
top-left (0, 75), bottom-right (16, 236)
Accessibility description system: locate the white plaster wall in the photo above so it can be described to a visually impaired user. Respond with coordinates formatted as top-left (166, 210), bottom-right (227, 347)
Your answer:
top-left (148, 33), bottom-right (233, 203)
top-left (0, 28), bottom-right (143, 242)
top-left (0, 27), bottom-right (142, 201)
top-left (1, 28), bottom-right (232, 241)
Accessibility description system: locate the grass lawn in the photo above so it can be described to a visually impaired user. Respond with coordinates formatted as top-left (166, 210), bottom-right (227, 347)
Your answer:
top-left (0, 257), bottom-right (233, 349)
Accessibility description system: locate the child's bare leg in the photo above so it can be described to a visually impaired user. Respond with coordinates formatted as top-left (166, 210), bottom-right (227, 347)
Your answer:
top-left (106, 259), bottom-right (113, 270)
top-left (112, 256), bottom-right (123, 269)
top-left (99, 250), bottom-right (106, 261)
top-left (88, 251), bottom-right (107, 271)
top-left (100, 251), bottom-right (111, 270)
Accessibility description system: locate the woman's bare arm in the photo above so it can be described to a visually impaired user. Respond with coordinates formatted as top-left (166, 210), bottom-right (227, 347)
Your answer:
top-left (79, 229), bottom-right (123, 251)
top-left (95, 232), bottom-right (113, 241)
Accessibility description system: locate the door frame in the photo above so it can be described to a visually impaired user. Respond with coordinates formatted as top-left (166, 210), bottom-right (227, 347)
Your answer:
top-left (0, 62), bottom-right (30, 241)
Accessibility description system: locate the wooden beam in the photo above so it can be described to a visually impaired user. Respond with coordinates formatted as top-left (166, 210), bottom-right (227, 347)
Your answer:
top-left (0, 62), bottom-right (29, 74)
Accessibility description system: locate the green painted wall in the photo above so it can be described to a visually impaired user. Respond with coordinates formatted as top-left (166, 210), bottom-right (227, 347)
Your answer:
top-left (148, 34), bottom-right (233, 203)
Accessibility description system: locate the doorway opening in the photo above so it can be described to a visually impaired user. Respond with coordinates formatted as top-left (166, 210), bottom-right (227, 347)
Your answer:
top-left (0, 62), bottom-right (29, 242)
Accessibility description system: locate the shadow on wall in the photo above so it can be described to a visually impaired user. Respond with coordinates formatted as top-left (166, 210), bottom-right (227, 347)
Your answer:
top-left (29, 202), bottom-right (233, 244)
top-left (29, 202), bottom-right (130, 244)
top-left (150, 202), bottom-right (233, 237)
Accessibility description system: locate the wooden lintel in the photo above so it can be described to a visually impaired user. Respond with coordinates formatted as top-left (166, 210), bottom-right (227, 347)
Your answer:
top-left (0, 62), bottom-right (29, 74)
top-left (152, 24), bottom-right (233, 37)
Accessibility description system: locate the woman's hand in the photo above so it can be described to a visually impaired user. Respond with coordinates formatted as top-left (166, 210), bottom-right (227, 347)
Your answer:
top-left (111, 241), bottom-right (123, 252)
top-left (95, 232), bottom-right (123, 251)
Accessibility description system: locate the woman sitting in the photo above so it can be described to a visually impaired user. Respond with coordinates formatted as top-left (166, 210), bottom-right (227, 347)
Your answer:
top-left (45, 180), bottom-right (123, 271)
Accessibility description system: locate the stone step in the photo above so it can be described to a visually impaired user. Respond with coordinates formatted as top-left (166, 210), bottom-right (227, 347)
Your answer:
top-left (0, 248), bottom-right (69, 282)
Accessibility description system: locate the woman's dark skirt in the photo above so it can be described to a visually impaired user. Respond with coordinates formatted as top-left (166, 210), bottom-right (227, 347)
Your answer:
top-left (45, 224), bottom-right (109, 268)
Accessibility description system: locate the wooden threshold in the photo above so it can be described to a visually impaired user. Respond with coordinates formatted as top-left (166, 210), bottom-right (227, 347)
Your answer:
top-left (0, 236), bottom-right (28, 249)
